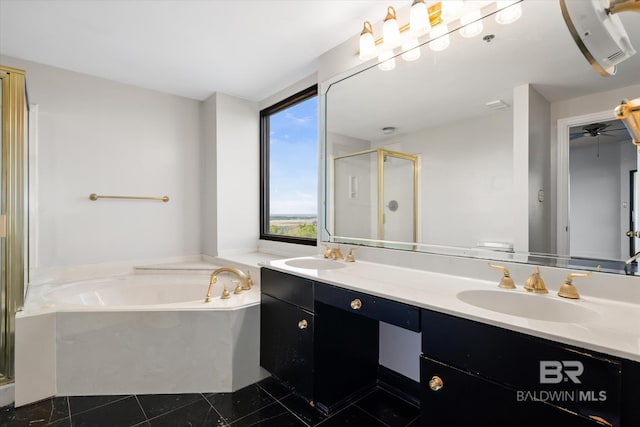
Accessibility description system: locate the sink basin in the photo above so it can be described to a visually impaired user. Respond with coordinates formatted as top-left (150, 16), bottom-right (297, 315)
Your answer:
top-left (284, 258), bottom-right (347, 270)
top-left (456, 290), bottom-right (597, 323)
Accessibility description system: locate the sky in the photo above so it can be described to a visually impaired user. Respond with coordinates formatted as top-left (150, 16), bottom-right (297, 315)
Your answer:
top-left (269, 95), bottom-right (318, 216)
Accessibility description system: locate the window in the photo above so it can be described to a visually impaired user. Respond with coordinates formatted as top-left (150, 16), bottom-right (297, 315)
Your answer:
top-left (260, 85), bottom-right (318, 245)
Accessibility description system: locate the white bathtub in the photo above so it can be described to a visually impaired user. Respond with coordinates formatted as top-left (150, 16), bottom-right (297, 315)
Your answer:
top-left (33, 273), bottom-right (257, 309)
top-left (15, 271), bottom-right (267, 406)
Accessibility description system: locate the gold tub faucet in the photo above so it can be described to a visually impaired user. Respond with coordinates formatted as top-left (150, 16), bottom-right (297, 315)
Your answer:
top-left (205, 267), bottom-right (251, 302)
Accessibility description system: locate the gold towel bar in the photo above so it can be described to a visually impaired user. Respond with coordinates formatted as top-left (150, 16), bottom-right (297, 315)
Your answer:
top-left (89, 193), bottom-right (169, 203)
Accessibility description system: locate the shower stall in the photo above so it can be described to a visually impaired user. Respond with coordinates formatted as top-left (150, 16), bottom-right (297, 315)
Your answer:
top-left (331, 148), bottom-right (418, 244)
top-left (0, 65), bottom-right (28, 385)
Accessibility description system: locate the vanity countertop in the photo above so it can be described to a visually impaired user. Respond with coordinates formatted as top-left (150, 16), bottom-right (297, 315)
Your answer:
top-left (263, 257), bottom-right (640, 362)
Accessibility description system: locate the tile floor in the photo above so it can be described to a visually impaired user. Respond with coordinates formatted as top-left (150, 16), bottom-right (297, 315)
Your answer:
top-left (0, 378), bottom-right (420, 427)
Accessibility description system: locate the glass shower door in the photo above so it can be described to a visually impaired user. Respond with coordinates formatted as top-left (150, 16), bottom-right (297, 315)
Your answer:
top-left (382, 153), bottom-right (417, 243)
top-left (0, 65), bottom-right (27, 384)
top-left (0, 70), bottom-right (5, 384)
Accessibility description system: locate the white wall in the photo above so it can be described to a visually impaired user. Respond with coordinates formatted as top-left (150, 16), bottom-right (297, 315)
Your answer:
top-left (214, 93), bottom-right (260, 255)
top-left (200, 95), bottom-right (218, 256)
top-left (1, 56), bottom-right (201, 275)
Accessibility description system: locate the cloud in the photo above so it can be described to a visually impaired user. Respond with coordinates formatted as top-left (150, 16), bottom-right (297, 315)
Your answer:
top-left (284, 111), bottom-right (313, 126)
top-left (270, 199), bottom-right (317, 215)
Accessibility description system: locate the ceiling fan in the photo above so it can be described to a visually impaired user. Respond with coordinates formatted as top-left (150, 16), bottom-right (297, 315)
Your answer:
top-left (570, 122), bottom-right (628, 140)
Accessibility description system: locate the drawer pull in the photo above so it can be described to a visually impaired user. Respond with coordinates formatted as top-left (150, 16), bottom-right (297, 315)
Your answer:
top-left (350, 298), bottom-right (362, 310)
top-left (297, 319), bottom-right (308, 330)
top-left (429, 376), bottom-right (444, 391)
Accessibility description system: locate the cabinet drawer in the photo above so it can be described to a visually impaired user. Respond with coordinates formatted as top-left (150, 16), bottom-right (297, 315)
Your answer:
top-left (261, 268), bottom-right (314, 311)
top-left (420, 356), bottom-right (607, 426)
top-left (422, 309), bottom-right (621, 425)
top-left (315, 283), bottom-right (420, 331)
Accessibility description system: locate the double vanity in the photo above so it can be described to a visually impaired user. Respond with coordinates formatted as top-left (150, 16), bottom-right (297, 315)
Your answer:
top-left (259, 256), bottom-right (640, 426)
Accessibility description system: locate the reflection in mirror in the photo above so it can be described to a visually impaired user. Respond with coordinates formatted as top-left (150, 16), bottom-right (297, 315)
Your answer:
top-left (568, 119), bottom-right (636, 261)
top-left (332, 148), bottom-right (418, 245)
top-left (324, 0), bottom-right (640, 274)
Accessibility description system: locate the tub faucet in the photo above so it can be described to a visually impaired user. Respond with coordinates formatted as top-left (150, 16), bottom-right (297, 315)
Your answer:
top-left (205, 267), bottom-right (250, 303)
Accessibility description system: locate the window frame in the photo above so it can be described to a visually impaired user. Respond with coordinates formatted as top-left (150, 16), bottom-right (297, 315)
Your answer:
top-left (260, 85), bottom-right (319, 246)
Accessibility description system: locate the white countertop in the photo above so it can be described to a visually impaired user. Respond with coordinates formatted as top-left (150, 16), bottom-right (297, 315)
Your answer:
top-left (263, 256), bottom-right (640, 363)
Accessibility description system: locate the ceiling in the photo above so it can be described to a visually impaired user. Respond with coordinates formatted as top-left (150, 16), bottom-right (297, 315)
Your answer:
top-left (0, 0), bottom-right (399, 101)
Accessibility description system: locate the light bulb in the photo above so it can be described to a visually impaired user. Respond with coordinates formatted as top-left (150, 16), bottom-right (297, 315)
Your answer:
top-left (441, 0), bottom-right (463, 21)
top-left (429, 24), bottom-right (450, 52)
top-left (383, 6), bottom-right (400, 47)
top-left (410, 0), bottom-right (430, 35)
top-left (359, 21), bottom-right (376, 60)
top-left (378, 50), bottom-right (396, 71)
top-left (496, 1), bottom-right (522, 25)
top-left (460, 11), bottom-right (483, 38)
top-left (401, 39), bottom-right (421, 61)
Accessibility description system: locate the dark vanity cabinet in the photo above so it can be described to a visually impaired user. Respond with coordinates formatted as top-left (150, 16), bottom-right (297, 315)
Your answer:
top-left (420, 309), bottom-right (639, 427)
top-left (260, 268), bottom-right (379, 413)
top-left (260, 268), bottom-right (315, 399)
top-left (260, 267), bottom-right (640, 426)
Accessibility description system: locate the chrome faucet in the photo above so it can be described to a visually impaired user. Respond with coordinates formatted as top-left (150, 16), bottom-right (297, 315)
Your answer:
top-left (205, 267), bottom-right (252, 302)
top-left (625, 251), bottom-right (640, 264)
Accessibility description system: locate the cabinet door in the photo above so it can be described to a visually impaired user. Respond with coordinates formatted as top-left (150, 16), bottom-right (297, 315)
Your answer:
top-left (421, 356), bottom-right (608, 427)
top-left (260, 294), bottom-right (314, 399)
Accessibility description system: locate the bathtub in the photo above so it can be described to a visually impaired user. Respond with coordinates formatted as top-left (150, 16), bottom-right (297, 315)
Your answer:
top-left (15, 271), bottom-right (266, 406)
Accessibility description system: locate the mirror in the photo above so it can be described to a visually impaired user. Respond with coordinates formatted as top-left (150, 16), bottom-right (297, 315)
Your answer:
top-left (324, 0), bottom-right (640, 274)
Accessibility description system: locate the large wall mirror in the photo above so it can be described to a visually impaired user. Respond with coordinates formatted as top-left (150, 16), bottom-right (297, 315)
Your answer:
top-left (324, 0), bottom-right (640, 275)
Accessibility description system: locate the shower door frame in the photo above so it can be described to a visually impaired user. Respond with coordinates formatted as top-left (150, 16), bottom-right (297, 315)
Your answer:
top-left (331, 148), bottom-right (419, 243)
top-left (0, 65), bottom-right (27, 384)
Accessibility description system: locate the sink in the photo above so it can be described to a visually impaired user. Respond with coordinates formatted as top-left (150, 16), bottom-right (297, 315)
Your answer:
top-left (456, 290), bottom-right (597, 323)
top-left (284, 258), bottom-right (347, 270)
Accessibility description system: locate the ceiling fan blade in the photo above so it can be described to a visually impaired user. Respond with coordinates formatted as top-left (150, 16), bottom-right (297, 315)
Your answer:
top-left (602, 127), bottom-right (628, 132)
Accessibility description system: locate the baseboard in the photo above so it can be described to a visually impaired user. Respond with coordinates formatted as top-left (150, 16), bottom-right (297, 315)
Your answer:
top-left (377, 365), bottom-right (420, 407)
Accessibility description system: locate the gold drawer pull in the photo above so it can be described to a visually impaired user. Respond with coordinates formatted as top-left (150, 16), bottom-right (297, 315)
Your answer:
top-left (350, 298), bottom-right (362, 310)
top-left (298, 319), bottom-right (308, 330)
top-left (429, 376), bottom-right (443, 391)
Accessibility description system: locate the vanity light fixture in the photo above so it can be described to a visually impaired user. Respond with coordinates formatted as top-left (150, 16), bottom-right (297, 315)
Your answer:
top-left (429, 23), bottom-right (450, 51)
top-left (357, 1), bottom-right (524, 70)
top-left (359, 21), bottom-right (376, 60)
top-left (383, 6), bottom-right (401, 47)
top-left (495, 1), bottom-right (522, 25)
top-left (401, 38), bottom-right (421, 61)
top-left (378, 50), bottom-right (396, 71)
top-left (441, 0), bottom-right (464, 21)
top-left (410, 0), bottom-right (430, 35)
top-left (460, 10), bottom-right (483, 38)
